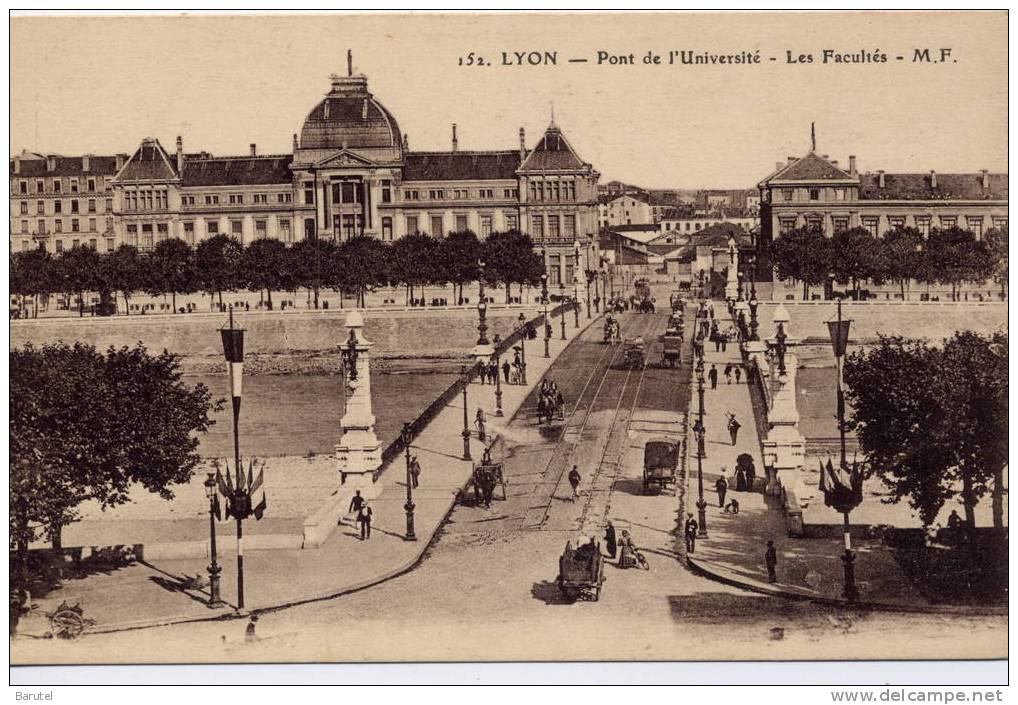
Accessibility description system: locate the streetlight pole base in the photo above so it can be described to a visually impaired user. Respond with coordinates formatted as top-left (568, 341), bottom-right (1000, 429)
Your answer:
top-left (696, 498), bottom-right (709, 538)
top-left (461, 429), bottom-right (472, 461)
top-left (404, 501), bottom-right (417, 541)
top-left (841, 549), bottom-right (858, 603)
top-left (206, 564), bottom-right (224, 609)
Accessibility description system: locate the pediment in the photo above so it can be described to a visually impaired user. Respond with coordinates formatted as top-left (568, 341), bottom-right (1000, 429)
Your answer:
top-left (315, 150), bottom-right (378, 168)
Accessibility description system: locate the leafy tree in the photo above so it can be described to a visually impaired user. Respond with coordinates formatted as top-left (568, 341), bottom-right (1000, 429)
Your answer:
top-left (291, 238), bottom-right (338, 308)
top-left (335, 236), bottom-right (391, 307)
top-left (483, 231), bottom-right (544, 303)
top-left (391, 234), bottom-right (441, 304)
top-left (983, 227), bottom-right (1008, 300)
top-left (770, 228), bottom-right (831, 300)
top-left (149, 238), bottom-right (197, 313)
top-left (55, 245), bottom-right (102, 317)
top-left (107, 244), bottom-right (146, 315)
top-left (831, 228), bottom-right (883, 298)
top-left (195, 234), bottom-right (244, 310)
top-left (243, 238), bottom-right (291, 309)
top-left (844, 332), bottom-right (1008, 538)
top-left (881, 227), bottom-right (925, 300)
top-left (927, 227), bottom-right (994, 301)
top-left (441, 231), bottom-right (482, 304)
top-left (10, 343), bottom-right (220, 578)
top-left (10, 248), bottom-right (57, 318)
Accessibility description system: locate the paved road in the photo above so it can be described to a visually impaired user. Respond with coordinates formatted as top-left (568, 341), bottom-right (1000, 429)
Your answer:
top-left (12, 295), bottom-right (1007, 664)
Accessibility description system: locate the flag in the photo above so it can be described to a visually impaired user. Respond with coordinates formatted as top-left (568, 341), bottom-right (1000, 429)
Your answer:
top-left (215, 469), bottom-right (229, 499)
top-left (253, 493), bottom-right (267, 520)
top-left (224, 466), bottom-right (235, 496)
top-left (250, 468), bottom-right (264, 496)
top-left (247, 461), bottom-right (254, 493)
top-left (212, 493), bottom-right (222, 521)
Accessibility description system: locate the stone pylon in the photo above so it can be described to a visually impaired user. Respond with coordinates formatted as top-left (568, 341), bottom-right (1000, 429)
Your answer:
top-left (725, 238), bottom-right (739, 302)
top-left (335, 310), bottom-right (381, 493)
top-left (761, 305), bottom-right (806, 506)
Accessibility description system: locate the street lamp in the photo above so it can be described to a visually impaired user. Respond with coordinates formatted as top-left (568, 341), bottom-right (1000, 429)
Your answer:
top-left (400, 422), bottom-right (417, 541)
top-left (203, 473), bottom-right (224, 608)
top-left (559, 281), bottom-right (567, 340)
top-left (492, 333), bottom-right (503, 417)
top-left (473, 260), bottom-right (495, 375)
top-left (774, 308), bottom-right (789, 377)
top-left (460, 364), bottom-right (472, 461)
top-left (748, 290), bottom-right (760, 342)
top-left (693, 418), bottom-right (708, 538)
top-left (823, 297), bottom-right (861, 602)
top-left (219, 306), bottom-right (249, 609)
top-left (541, 273), bottom-right (550, 358)
top-left (516, 312), bottom-right (528, 385)
top-left (573, 240), bottom-right (582, 328)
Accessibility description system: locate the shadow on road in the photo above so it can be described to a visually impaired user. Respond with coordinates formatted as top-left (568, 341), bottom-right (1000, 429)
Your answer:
top-left (531, 580), bottom-right (576, 605)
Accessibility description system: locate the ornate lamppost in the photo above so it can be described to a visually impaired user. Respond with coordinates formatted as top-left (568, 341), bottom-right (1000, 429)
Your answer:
top-left (400, 422), bottom-right (417, 541)
top-left (822, 298), bottom-right (861, 602)
top-left (748, 290), bottom-right (760, 342)
top-left (219, 306), bottom-right (250, 609)
top-left (573, 240), bottom-right (582, 328)
top-left (492, 333), bottom-right (503, 417)
top-left (515, 312), bottom-right (528, 384)
top-left (473, 258), bottom-right (495, 385)
top-left (559, 281), bottom-right (567, 340)
top-left (460, 364), bottom-right (472, 461)
top-left (693, 417), bottom-right (708, 538)
top-left (541, 273), bottom-right (550, 358)
top-left (695, 359), bottom-right (706, 439)
top-left (203, 473), bottom-right (224, 608)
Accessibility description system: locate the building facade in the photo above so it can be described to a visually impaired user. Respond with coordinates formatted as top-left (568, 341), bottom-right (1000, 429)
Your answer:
top-left (758, 151), bottom-right (1008, 247)
top-left (10, 67), bottom-right (601, 284)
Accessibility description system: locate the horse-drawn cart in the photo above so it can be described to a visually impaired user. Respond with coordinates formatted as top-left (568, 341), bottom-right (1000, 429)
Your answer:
top-left (643, 438), bottom-right (680, 494)
top-left (623, 338), bottom-right (646, 370)
top-left (461, 461), bottom-right (508, 508)
top-left (662, 334), bottom-right (682, 368)
top-left (556, 540), bottom-right (605, 601)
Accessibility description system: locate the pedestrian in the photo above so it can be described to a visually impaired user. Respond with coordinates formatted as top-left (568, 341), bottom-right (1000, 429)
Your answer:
top-left (489, 361), bottom-right (498, 385)
top-left (948, 509), bottom-right (963, 529)
top-left (716, 474), bottom-right (728, 508)
top-left (708, 364), bottom-right (719, 390)
top-left (727, 412), bottom-right (741, 446)
top-left (684, 513), bottom-right (698, 554)
top-left (604, 521), bottom-right (617, 559)
top-left (410, 455), bottom-right (421, 488)
top-left (724, 363), bottom-right (733, 384)
top-left (746, 457), bottom-right (756, 491)
top-left (476, 360), bottom-right (486, 385)
top-left (245, 615), bottom-right (258, 642)
top-left (568, 465), bottom-right (581, 501)
top-left (734, 365), bottom-right (742, 384)
top-left (713, 330), bottom-right (721, 352)
top-left (475, 408), bottom-right (486, 441)
top-left (502, 359), bottom-right (511, 384)
top-left (344, 489), bottom-right (364, 525)
top-left (765, 540), bottom-right (778, 583)
top-left (358, 502), bottom-right (373, 540)
top-left (724, 498), bottom-right (740, 514)
top-left (720, 331), bottom-right (728, 353)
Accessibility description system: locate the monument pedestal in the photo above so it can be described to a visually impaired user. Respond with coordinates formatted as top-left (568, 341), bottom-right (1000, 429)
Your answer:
top-left (335, 310), bottom-right (381, 497)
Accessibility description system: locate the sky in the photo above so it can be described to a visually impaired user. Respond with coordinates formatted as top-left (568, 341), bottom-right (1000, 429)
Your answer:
top-left (9, 12), bottom-right (1008, 189)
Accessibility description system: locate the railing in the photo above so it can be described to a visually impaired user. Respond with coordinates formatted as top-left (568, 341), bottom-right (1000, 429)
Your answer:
top-left (373, 301), bottom-right (572, 480)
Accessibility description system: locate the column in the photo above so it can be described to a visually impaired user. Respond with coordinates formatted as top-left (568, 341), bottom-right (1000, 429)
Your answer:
top-left (335, 310), bottom-right (382, 493)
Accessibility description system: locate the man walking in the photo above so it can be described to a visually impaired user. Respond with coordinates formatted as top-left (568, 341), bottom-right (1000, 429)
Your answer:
top-left (726, 412), bottom-right (741, 446)
top-left (734, 365), bottom-right (742, 384)
top-left (502, 359), bottom-right (511, 384)
top-left (358, 502), bottom-right (373, 540)
top-left (410, 455), bottom-right (421, 488)
top-left (724, 363), bottom-right (733, 384)
top-left (765, 540), bottom-right (778, 583)
top-left (346, 490), bottom-right (365, 525)
top-left (684, 513), bottom-right (698, 554)
top-left (567, 465), bottom-right (582, 501)
top-left (715, 474), bottom-right (728, 508)
top-left (708, 364), bottom-right (719, 390)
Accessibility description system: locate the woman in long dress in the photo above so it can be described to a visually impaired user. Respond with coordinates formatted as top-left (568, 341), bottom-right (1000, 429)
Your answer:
top-left (617, 530), bottom-right (638, 569)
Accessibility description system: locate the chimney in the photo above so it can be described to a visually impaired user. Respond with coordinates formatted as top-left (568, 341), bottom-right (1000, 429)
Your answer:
top-left (831, 159), bottom-right (839, 168)
top-left (849, 155), bottom-right (857, 176)
top-left (250, 143), bottom-right (257, 157)
top-left (46, 155), bottom-right (56, 172)
top-left (13, 156), bottom-right (21, 174)
top-left (176, 136), bottom-right (183, 172)
top-left (878, 170), bottom-right (885, 188)
top-left (451, 124), bottom-right (458, 152)
top-left (292, 133), bottom-right (299, 152)
top-left (775, 161), bottom-right (783, 172)
top-left (822, 154), bottom-right (829, 160)
top-left (930, 170), bottom-right (937, 189)
top-left (519, 127), bottom-right (526, 159)
top-left (981, 169), bottom-right (989, 189)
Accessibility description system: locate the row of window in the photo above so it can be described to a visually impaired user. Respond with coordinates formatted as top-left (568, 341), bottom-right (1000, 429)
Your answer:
top-left (125, 217), bottom-right (294, 245)
top-left (14, 177), bottom-right (113, 195)
top-left (16, 238), bottom-right (114, 253)
top-left (773, 187), bottom-right (850, 203)
top-left (14, 217), bottom-right (108, 234)
top-left (528, 179), bottom-right (578, 203)
top-left (404, 187), bottom-right (518, 202)
top-left (403, 211), bottom-right (519, 238)
top-left (124, 189), bottom-right (169, 211)
top-left (529, 213), bottom-right (577, 239)
top-left (180, 192), bottom-right (294, 207)
top-left (19, 198), bottom-right (112, 216)
top-left (778, 213), bottom-right (1007, 238)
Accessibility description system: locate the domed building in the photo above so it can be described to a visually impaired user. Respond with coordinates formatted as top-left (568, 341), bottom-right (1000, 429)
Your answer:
top-left (37, 59), bottom-right (601, 288)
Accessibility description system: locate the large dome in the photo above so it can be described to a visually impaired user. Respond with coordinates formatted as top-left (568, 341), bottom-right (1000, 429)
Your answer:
top-left (299, 74), bottom-right (402, 151)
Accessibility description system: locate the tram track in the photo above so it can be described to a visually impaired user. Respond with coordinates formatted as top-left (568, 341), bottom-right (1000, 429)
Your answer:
top-left (519, 312), bottom-right (661, 531)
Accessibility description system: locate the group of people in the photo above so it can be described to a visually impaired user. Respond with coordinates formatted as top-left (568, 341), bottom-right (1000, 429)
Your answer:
top-left (474, 352), bottom-right (527, 386)
top-left (538, 380), bottom-right (565, 423)
top-left (709, 319), bottom-right (740, 352)
top-left (602, 521), bottom-right (643, 569)
top-left (706, 362), bottom-right (746, 388)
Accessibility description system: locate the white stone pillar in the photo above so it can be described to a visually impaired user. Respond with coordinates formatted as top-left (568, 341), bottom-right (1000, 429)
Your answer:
top-left (335, 310), bottom-right (382, 494)
top-left (725, 237), bottom-right (740, 302)
top-left (761, 305), bottom-right (806, 503)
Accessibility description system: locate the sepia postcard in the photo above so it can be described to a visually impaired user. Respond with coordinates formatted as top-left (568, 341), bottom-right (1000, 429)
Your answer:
top-left (8, 10), bottom-right (1008, 672)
